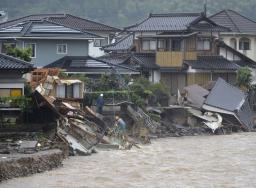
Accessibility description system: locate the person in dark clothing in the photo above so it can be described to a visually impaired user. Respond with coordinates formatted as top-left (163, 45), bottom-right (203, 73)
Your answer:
top-left (96, 94), bottom-right (104, 114)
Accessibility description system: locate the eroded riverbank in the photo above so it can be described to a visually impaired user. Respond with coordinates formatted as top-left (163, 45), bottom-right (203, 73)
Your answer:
top-left (1, 133), bottom-right (256, 188)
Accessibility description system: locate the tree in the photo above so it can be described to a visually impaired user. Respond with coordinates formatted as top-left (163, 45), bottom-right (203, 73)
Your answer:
top-left (236, 66), bottom-right (252, 91)
top-left (6, 45), bottom-right (32, 62)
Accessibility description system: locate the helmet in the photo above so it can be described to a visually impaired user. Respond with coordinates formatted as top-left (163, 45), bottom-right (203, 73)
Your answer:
top-left (100, 94), bottom-right (103, 97)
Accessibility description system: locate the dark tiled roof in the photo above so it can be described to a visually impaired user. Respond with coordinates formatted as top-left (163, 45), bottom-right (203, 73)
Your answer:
top-left (126, 13), bottom-right (202, 32)
top-left (184, 55), bottom-right (240, 71)
top-left (99, 53), bottom-right (158, 70)
top-left (44, 56), bottom-right (138, 74)
top-left (0, 14), bottom-right (64, 29)
top-left (209, 9), bottom-right (256, 33)
top-left (0, 53), bottom-right (33, 71)
top-left (203, 78), bottom-right (253, 130)
top-left (98, 54), bottom-right (131, 65)
top-left (103, 34), bottom-right (134, 52)
top-left (131, 53), bottom-right (159, 69)
top-left (0, 20), bottom-right (101, 39)
top-left (49, 14), bottom-right (120, 32)
top-left (189, 22), bottom-right (230, 32)
top-left (0, 14), bottom-right (120, 32)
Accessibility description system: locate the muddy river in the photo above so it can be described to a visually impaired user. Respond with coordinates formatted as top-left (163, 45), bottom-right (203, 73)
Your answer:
top-left (1, 133), bottom-right (256, 188)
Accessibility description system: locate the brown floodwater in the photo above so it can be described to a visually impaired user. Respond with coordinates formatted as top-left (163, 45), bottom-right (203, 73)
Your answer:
top-left (1, 133), bottom-right (256, 188)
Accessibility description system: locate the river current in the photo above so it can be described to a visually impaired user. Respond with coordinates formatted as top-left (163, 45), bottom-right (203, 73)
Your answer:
top-left (1, 133), bottom-right (256, 188)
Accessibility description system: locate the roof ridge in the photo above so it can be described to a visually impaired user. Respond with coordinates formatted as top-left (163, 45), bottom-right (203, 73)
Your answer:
top-left (125, 15), bottom-right (152, 30)
top-left (103, 33), bottom-right (133, 48)
top-left (0, 53), bottom-right (33, 66)
top-left (45, 20), bottom-right (103, 38)
top-left (150, 12), bottom-right (202, 17)
top-left (65, 14), bottom-right (120, 31)
top-left (225, 9), bottom-right (256, 25)
top-left (224, 10), bottom-right (240, 32)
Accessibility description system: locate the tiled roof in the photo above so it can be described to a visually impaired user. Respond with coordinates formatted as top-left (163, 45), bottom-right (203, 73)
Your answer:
top-left (131, 53), bottom-right (159, 69)
top-left (189, 22), bottom-right (230, 32)
top-left (49, 14), bottom-right (120, 32)
top-left (98, 54), bottom-right (131, 65)
top-left (44, 56), bottom-right (138, 74)
top-left (184, 55), bottom-right (240, 71)
top-left (99, 53), bottom-right (159, 70)
top-left (0, 53), bottom-right (33, 70)
top-left (0, 20), bottom-right (101, 39)
top-left (103, 34), bottom-right (134, 52)
top-left (126, 13), bottom-right (202, 32)
top-left (0, 14), bottom-right (120, 33)
top-left (209, 9), bottom-right (256, 33)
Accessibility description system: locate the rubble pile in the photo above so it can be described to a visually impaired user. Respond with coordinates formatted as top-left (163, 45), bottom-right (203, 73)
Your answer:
top-left (152, 78), bottom-right (255, 137)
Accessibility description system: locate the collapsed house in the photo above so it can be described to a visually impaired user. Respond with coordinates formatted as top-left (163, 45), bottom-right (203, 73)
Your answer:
top-left (202, 78), bottom-right (254, 131)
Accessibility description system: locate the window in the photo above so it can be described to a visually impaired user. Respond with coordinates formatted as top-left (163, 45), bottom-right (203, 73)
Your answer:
top-left (24, 43), bottom-right (36, 58)
top-left (171, 39), bottom-right (182, 51)
top-left (197, 38), bottom-right (210, 50)
top-left (239, 38), bottom-right (250, 50)
top-left (230, 38), bottom-right (237, 49)
top-left (66, 84), bottom-right (73, 98)
top-left (93, 38), bottom-right (108, 47)
top-left (57, 44), bottom-right (67, 54)
top-left (142, 39), bottom-right (156, 51)
top-left (0, 88), bottom-right (22, 97)
top-left (1, 42), bottom-right (16, 53)
top-left (158, 39), bottom-right (166, 50)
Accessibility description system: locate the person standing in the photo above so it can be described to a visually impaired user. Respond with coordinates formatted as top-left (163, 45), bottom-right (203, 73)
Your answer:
top-left (96, 94), bottom-right (104, 114)
top-left (115, 116), bottom-right (127, 140)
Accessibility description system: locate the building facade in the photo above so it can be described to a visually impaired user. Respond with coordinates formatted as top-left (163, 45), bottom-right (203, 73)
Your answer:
top-left (0, 14), bottom-right (120, 67)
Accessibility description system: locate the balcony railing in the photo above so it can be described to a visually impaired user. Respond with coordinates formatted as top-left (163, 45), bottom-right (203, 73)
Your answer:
top-left (156, 51), bottom-right (197, 67)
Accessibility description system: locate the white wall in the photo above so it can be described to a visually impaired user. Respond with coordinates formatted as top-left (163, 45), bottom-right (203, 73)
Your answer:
top-left (221, 35), bottom-right (256, 61)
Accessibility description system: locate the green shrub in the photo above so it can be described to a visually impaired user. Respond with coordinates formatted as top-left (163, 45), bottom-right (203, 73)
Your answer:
top-left (236, 67), bottom-right (252, 91)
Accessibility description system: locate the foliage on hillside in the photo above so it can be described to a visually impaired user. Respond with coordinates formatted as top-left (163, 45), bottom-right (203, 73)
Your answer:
top-left (1, 0), bottom-right (256, 27)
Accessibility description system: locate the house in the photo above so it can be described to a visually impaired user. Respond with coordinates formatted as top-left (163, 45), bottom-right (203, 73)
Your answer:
top-left (104, 12), bottom-right (242, 94)
top-left (210, 10), bottom-right (256, 84)
top-left (0, 14), bottom-right (120, 67)
top-left (0, 53), bottom-right (33, 97)
top-left (210, 10), bottom-right (256, 61)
